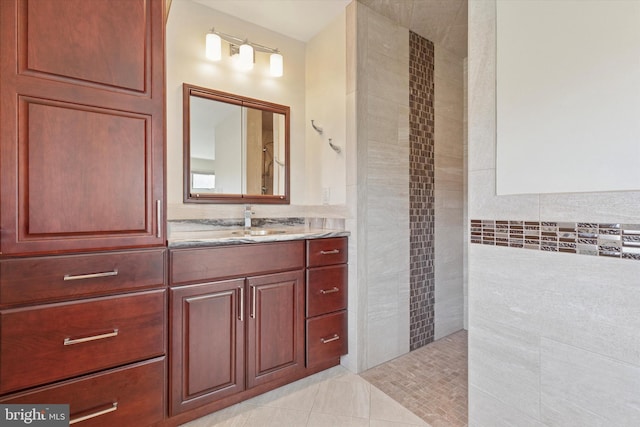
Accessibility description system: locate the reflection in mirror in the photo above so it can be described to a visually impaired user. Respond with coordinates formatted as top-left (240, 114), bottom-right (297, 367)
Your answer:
top-left (190, 96), bottom-right (242, 194)
top-left (183, 84), bottom-right (290, 204)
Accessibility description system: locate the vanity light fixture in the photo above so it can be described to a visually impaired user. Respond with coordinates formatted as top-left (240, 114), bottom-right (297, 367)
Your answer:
top-left (270, 51), bottom-right (283, 77)
top-left (237, 43), bottom-right (254, 71)
top-left (206, 28), bottom-right (284, 77)
top-left (205, 32), bottom-right (222, 61)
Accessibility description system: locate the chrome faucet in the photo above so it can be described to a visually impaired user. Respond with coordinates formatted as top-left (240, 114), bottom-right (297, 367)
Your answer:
top-left (244, 205), bottom-right (253, 231)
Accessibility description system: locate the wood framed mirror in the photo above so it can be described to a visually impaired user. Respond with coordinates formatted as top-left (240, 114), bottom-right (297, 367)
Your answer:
top-left (183, 83), bottom-right (290, 204)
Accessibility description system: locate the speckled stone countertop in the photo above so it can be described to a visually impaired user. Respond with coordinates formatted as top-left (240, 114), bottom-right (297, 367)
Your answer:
top-left (167, 218), bottom-right (349, 248)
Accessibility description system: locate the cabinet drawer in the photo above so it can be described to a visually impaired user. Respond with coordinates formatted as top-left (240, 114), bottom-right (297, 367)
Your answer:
top-left (307, 265), bottom-right (347, 317)
top-left (306, 237), bottom-right (348, 267)
top-left (0, 358), bottom-right (165, 427)
top-left (171, 241), bottom-right (304, 285)
top-left (0, 290), bottom-right (165, 394)
top-left (306, 311), bottom-right (347, 366)
top-left (0, 249), bottom-right (166, 307)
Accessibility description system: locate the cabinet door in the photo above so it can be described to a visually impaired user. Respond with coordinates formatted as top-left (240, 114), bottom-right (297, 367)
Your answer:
top-left (247, 270), bottom-right (305, 389)
top-left (170, 279), bottom-right (245, 415)
top-left (0, 0), bottom-right (165, 255)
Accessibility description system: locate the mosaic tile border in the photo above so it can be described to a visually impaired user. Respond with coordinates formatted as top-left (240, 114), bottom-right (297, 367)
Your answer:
top-left (409, 31), bottom-right (435, 351)
top-left (470, 219), bottom-right (640, 260)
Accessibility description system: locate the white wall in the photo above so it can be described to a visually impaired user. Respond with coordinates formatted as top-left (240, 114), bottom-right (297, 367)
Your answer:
top-left (469, 1), bottom-right (640, 424)
top-left (305, 11), bottom-right (347, 205)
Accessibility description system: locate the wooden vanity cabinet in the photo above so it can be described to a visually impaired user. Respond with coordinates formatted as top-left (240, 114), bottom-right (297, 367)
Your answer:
top-left (169, 242), bottom-right (305, 416)
top-left (246, 270), bottom-right (305, 389)
top-left (0, 0), bottom-right (167, 425)
top-left (166, 237), bottom-right (348, 425)
top-left (170, 279), bottom-right (246, 414)
top-left (0, 249), bottom-right (168, 426)
top-left (0, 358), bottom-right (166, 427)
top-left (306, 237), bottom-right (349, 367)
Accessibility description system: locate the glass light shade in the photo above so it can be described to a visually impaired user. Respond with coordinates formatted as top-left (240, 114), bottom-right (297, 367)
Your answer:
top-left (205, 33), bottom-right (222, 61)
top-left (270, 52), bottom-right (283, 77)
top-left (238, 43), bottom-right (254, 70)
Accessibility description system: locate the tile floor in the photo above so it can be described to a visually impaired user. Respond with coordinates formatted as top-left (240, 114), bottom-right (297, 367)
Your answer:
top-left (362, 330), bottom-right (468, 427)
top-left (181, 330), bottom-right (468, 427)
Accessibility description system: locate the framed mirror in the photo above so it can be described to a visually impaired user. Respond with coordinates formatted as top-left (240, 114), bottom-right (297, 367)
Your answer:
top-left (183, 83), bottom-right (290, 204)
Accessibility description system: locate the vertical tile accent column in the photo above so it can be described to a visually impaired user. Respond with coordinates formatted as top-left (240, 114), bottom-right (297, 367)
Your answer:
top-left (409, 31), bottom-right (435, 350)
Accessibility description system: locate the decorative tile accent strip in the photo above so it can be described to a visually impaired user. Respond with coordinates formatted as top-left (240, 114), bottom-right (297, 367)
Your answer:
top-left (409, 32), bottom-right (435, 351)
top-left (470, 219), bottom-right (640, 260)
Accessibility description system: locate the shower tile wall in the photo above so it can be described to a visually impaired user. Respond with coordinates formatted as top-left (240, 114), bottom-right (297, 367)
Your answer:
top-left (349, 1), bottom-right (465, 368)
top-left (469, 2), bottom-right (640, 424)
top-left (352, 2), bottom-right (411, 370)
top-left (433, 45), bottom-right (465, 340)
top-left (409, 31), bottom-right (435, 350)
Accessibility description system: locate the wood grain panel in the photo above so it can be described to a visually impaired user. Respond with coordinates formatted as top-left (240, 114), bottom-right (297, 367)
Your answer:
top-left (306, 311), bottom-right (348, 367)
top-left (0, 358), bottom-right (165, 427)
top-left (24, 99), bottom-right (148, 235)
top-left (246, 270), bottom-right (304, 389)
top-left (170, 241), bottom-right (304, 285)
top-left (306, 237), bottom-right (348, 267)
top-left (306, 264), bottom-right (348, 317)
top-left (170, 280), bottom-right (245, 415)
top-left (0, 290), bottom-right (165, 394)
top-left (0, 249), bottom-right (166, 307)
top-left (23, 0), bottom-right (148, 92)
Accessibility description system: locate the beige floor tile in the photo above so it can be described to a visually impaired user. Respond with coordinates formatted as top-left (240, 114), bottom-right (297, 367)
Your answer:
top-left (244, 377), bottom-right (321, 411)
top-left (370, 420), bottom-right (433, 427)
top-left (240, 405), bottom-right (310, 427)
top-left (180, 402), bottom-right (255, 427)
top-left (306, 412), bottom-right (370, 427)
top-left (370, 386), bottom-right (429, 426)
top-left (311, 376), bottom-right (371, 418)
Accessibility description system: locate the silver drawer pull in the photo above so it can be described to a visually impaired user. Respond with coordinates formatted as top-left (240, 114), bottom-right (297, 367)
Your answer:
top-left (320, 287), bottom-right (339, 294)
top-left (320, 249), bottom-right (340, 255)
top-left (321, 334), bottom-right (340, 344)
top-left (70, 402), bottom-right (118, 424)
top-left (250, 286), bottom-right (256, 319)
top-left (63, 270), bottom-right (118, 281)
top-left (64, 329), bottom-right (119, 346)
top-left (156, 199), bottom-right (162, 238)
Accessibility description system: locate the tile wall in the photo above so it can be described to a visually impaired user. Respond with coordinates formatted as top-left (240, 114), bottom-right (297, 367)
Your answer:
top-left (350, 2), bottom-right (411, 370)
top-left (468, 1), bottom-right (640, 424)
top-left (433, 44), bottom-right (465, 341)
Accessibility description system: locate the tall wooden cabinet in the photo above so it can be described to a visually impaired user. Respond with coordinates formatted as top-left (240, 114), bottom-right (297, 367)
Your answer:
top-left (0, 0), bottom-right (165, 255)
top-left (0, 1), bottom-right (167, 425)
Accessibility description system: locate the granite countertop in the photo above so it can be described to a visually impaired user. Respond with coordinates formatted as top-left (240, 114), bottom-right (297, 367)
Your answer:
top-left (167, 218), bottom-right (349, 249)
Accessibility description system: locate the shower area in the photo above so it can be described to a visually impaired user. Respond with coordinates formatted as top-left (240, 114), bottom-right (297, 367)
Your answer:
top-left (344, 0), bottom-right (467, 372)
